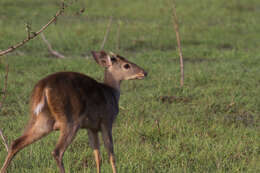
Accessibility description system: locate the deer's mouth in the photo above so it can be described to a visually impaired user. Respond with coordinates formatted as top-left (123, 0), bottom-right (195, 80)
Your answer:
top-left (135, 72), bottom-right (147, 79)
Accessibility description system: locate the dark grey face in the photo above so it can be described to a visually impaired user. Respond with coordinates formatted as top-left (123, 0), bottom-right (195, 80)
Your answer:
top-left (108, 54), bottom-right (147, 81)
top-left (91, 50), bottom-right (147, 81)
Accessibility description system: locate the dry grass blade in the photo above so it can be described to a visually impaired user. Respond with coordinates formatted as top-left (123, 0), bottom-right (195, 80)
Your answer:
top-left (155, 119), bottom-right (161, 136)
top-left (0, 129), bottom-right (9, 152)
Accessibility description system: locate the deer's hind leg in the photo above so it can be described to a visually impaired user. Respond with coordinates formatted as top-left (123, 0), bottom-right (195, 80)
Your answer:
top-left (52, 119), bottom-right (79, 173)
top-left (0, 111), bottom-right (54, 173)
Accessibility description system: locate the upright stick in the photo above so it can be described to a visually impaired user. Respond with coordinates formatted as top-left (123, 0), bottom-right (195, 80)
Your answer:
top-left (100, 16), bottom-right (113, 50)
top-left (0, 64), bottom-right (9, 110)
top-left (172, 1), bottom-right (184, 87)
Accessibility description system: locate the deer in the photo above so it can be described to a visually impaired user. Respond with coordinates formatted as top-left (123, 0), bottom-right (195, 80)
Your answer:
top-left (0, 50), bottom-right (147, 173)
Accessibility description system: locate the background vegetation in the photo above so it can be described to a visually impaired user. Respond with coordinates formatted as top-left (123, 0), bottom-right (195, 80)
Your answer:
top-left (0, 0), bottom-right (259, 172)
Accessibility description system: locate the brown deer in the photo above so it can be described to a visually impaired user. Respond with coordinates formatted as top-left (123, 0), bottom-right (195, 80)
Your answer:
top-left (0, 51), bottom-right (147, 173)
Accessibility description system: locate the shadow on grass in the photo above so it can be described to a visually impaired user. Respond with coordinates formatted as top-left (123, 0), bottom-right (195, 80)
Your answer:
top-left (158, 95), bottom-right (192, 104)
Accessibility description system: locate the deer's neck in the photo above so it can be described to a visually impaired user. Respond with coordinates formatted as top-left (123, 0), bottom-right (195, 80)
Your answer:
top-left (104, 71), bottom-right (121, 101)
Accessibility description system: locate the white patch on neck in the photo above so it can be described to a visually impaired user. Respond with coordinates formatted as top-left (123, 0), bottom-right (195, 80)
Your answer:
top-left (34, 102), bottom-right (44, 115)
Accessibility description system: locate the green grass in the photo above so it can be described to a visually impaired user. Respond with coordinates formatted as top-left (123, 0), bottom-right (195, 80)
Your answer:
top-left (0, 0), bottom-right (260, 172)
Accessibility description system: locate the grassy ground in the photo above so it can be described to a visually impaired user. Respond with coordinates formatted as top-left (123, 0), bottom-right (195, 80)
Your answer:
top-left (0, 0), bottom-right (260, 172)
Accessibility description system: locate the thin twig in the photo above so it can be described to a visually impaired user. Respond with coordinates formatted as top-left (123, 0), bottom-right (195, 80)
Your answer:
top-left (172, 1), bottom-right (184, 87)
top-left (40, 33), bottom-right (65, 58)
top-left (0, 64), bottom-right (9, 110)
top-left (116, 20), bottom-right (122, 51)
top-left (0, 64), bottom-right (9, 152)
top-left (0, 129), bottom-right (9, 152)
top-left (0, 4), bottom-right (66, 56)
top-left (100, 16), bottom-right (113, 50)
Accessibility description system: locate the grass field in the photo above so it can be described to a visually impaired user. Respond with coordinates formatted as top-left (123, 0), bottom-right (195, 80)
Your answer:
top-left (0, 0), bottom-right (260, 172)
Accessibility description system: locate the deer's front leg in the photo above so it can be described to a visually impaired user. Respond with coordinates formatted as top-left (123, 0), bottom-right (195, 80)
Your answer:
top-left (101, 124), bottom-right (117, 173)
top-left (88, 129), bottom-right (101, 173)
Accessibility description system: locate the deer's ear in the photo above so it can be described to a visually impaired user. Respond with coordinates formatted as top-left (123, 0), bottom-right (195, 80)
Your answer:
top-left (91, 51), bottom-right (112, 67)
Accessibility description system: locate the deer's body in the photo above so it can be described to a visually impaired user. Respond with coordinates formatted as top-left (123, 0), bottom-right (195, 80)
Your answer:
top-left (0, 51), bottom-right (147, 173)
top-left (32, 71), bottom-right (119, 131)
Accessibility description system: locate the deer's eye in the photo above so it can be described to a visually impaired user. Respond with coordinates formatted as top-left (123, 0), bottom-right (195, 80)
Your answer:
top-left (123, 64), bottom-right (131, 69)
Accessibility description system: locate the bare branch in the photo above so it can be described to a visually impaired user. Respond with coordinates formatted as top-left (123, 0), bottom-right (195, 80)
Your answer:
top-left (0, 6), bottom-right (65, 56)
top-left (0, 129), bottom-right (8, 152)
top-left (172, 1), bottom-right (184, 87)
top-left (40, 33), bottom-right (65, 58)
top-left (0, 64), bottom-right (9, 110)
top-left (100, 16), bottom-right (113, 50)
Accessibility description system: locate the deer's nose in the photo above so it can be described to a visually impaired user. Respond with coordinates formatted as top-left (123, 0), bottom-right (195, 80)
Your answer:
top-left (143, 71), bottom-right (148, 77)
